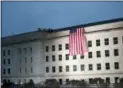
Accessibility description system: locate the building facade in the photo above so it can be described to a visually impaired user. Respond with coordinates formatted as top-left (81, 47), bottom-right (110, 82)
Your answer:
top-left (1, 18), bottom-right (123, 84)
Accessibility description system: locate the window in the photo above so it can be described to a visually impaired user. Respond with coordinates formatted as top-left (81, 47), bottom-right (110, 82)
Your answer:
top-left (59, 55), bottom-right (62, 61)
top-left (25, 68), bottom-right (27, 74)
top-left (89, 78), bottom-right (93, 84)
top-left (104, 38), bottom-right (109, 45)
top-left (89, 64), bottom-right (93, 71)
top-left (46, 56), bottom-right (49, 62)
top-left (3, 50), bottom-right (5, 56)
top-left (8, 50), bottom-right (10, 55)
top-left (88, 52), bottom-right (92, 58)
top-left (25, 57), bottom-right (27, 63)
top-left (31, 57), bottom-right (32, 63)
top-left (52, 66), bottom-right (55, 73)
top-left (115, 77), bottom-right (119, 83)
top-left (30, 47), bottom-right (32, 52)
top-left (73, 55), bottom-right (76, 60)
top-left (97, 64), bottom-right (101, 70)
top-left (88, 41), bottom-right (92, 47)
top-left (105, 63), bottom-right (110, 70)
top-left (113, 37), bottom-right (118, 44)
top-left (80, 55), bottom-right (84, 59)
top-left (65, 43), bottom-right (69, 50)
top-left (8, 59), bottom-right (10, 64)
top-left (66, 54), bottom-right (69, 60)
top-left (20, 68), bottom-right (21, 74)
top-left (52, 55), bottom-right (55, 61)
top-left (106, 77), bottom-right (110, 83)
top-left (59, 44), bottom-right (62, 51)
top-left (66, 65), bottom-right (69, 72)
top-left (59, 79), bottom-right (62, 85)
top-left (8, 68), bottom-right (11, 74)
top-left (81, 64), bottom-right (84, 71)
top-left (24, 48), bottom-right (27, 53)
top-left (105, 50), bottom-right (110, 57)
top-left (3, 59), bottom-right (6, 65)
top-left (52, 45), bottom-right (55, 51)
top-left (96, 51), bottom-right (101, 58)
top-left (66, 79), bottom-right (69, 83)
top-left (114, 49), bottom-right (119, 56)
top-left (46, 67), bottom-right (49, 73)
top-left (59, 66), bottom-right (62, 72)
top-left (20, 58), bottom-right (21, 64)
top-left (114, 62), bottom-right (119, 69)
top-left (73, 65), bottom-right (77, 71)
top-left (3, 69), bottom-right (6, 74)
top-left (31, 68), bottom-right (33, 73)
top-left (46, 46), bottom-right (49, 52)
top-left (18, 48), bottom-right (21, 54)
top-left (96, 39), bottom-right (100, 46)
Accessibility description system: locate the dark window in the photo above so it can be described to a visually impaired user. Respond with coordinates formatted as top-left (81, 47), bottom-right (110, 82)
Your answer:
top-left (114, 49), bottom-right (119, 56)
top-left (96, 39), bottom-right (100, 46)
top-left (73, 55), bottom-right (76, 60)
top-left (52, 55), bottom-right (55, 61)
top-left (46, 56), bottom-right (49, 62)
top-left (24, 48), bottom-right (27, 53)
top-left (25, 68), bottom-right (27, 74)
top-left (96, 51), bottom-right (101, 58)
top-left (8, 59), bottom-right (10, 64)
top-left (59, 79), bottom-right (62, 85)
top-left (25, 57), bottom-right (27, 63)
top-left (97, 64), bottom-right (101, 70)
top-left (89, 64), bottom-right (93, 71)
top-left (52, 45), bottom-right (55, 51)
top-left (46, 46), bottom-right (49, 52)
top-left (73, 65), bottom-right (77, 71)
top-left (52, 66), bottom-right (55, 73)
top-left (3, 69), bottom-right (6, 74)
top-left (81, 64), bottom-right (84, 71)
top-left (66, 54), bottom-right (69, 60)
top-left (88, 41), bottom-right (92, 47)
top-left (80, 55), bottom-right (84, 59)
top-left (59, 55), bottom-right (62, 61)
top-left (88, 52), bottom-right (92, 58)
top-left (66, 65), bottom-right (69, 72)
top-left (31, 68), bottom-right (33, 73)
top-left (104, 38), bottom-right (109, 45)
top-left (106, 77), bottom-right (110, 83)
top-left (65, 44), bottom-right (69, 50)
top-left (46, 67), bottom-right (49, 73)
top-left (59, 66), bottom-right (62, 72)
top-left (114, 62), bottom-right (119, 69)
top-left (30, 47), bottom-right (32, 52)
top-left (3, 59), bottom-right (6, 65)
top-left (89, 78), bottom-right (93, 84)
top-left (31, 57), bottom-right (32, 63)
top-left (3, 50), bottom-right (5, 56)
top-left (105, 63), bottom-right (110, 70)
top-left (59, 44), bottom-right (62, 51)
top-left (115, 77), bottom-right (119, 83)
top-left (66, 79), bottom-right (69, 83)
top-left (8, 50), bottom-right (10, 55)
top-left (105, 50), bottom-right (110, 57)
top-left (8, 68), bottom-right (11, 74)
top-left (113, 37), bottom-right (118, 44)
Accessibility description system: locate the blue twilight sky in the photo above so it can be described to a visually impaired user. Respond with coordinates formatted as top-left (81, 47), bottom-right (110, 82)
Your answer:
top-left (2, 1), bottom-right (123, 37)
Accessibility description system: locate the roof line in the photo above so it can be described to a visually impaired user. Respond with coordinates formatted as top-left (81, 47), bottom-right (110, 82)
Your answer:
top-left (54, 17), bottom-right (123, 32)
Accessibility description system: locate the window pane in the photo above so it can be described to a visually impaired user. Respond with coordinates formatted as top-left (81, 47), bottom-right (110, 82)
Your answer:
top-left (88, 41), bottom-right (92, 47)
top-left (96, 39), bottom-right (100, 46)
top-left (88, 52), bottom-right (92, 58)
top-left (65, 44), bottom-right (69, 49)
top-left (104, 38), bottom-right (109, 45)
top-left (114, 49), bottom-right (119, 56)
top-left (113, 37), bottom-right (118, 44)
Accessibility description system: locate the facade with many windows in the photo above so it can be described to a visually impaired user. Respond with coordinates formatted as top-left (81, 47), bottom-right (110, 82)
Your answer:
top-left (1, 18), bottom-right (123, 84)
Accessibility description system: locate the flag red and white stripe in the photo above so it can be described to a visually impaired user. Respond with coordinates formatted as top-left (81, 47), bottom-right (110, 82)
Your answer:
top-left (69, 28), bottom-right (88, 56)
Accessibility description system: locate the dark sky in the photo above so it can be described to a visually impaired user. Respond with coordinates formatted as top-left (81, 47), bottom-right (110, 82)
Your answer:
top-left (2, 1), bottom-right (123, 37)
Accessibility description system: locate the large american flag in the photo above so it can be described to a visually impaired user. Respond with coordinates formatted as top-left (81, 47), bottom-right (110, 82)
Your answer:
top-left (69, 28), bottom-right (88, 56)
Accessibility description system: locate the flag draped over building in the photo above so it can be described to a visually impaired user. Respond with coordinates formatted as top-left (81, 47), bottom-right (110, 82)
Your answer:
top-left (69, 27), bottom-right (88, 56)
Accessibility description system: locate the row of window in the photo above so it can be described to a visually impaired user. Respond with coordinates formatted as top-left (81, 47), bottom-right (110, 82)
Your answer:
top-left (45, 49), bottom-right (119, 62)
top-left (46, 62), bottom-right (119, 73)
top-left (18, 47), bottom-right (32, 54)
top-left (2, 49), bottom-right (10, 56)
top-left (3, 59), bottom-right (11, 65)
top-left (19, 68), bottom-right (33, 74)
top-left (57, 77), bottom-right (119, 84)
top-left (45, 36), bottom-right (123, 52)
top-left (3, 68), bottom-right (11, 75)
top-left (20, 57), bottom-right (33, 64)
